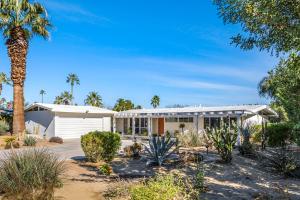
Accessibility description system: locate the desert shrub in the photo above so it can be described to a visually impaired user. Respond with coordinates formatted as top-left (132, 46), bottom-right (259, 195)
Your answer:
top-left (194, 162), bottom-right (205, 193)
top-left (98, 163), bottom-right (113, 176)
top-left (123, 142), bottom-right (142, 158)
top-left (0, 119), bottom-right (9, 134)
top-left (103, 181), bottom-right (133, 199)
top-left (267, 123), bottom-right (293, 147)
top-left (207, 122), bottom-right (238, 163)
top-left (177, 131), bottom-right (203, 147)
top-left (292, 123), bottom-right (300, 146)
top-left (239, 126), bottom-right (255, 157)
top-left (259, 148), bottom-right (300, 178)
top-left (23, 136), bottom-right (37, 146)
top-left (81, 131), bottom-right (121, 162)
top-left (0, 149), bottom-right (65, 200)
top-left (250, 124), bottom-right (262, 144)
top-left (130, 175), bottom-right (186, 200)
top-left (144, 136), bottom-right (178, 166)
top-left (49, 137), bottom-right (63, 144)
top-left (4, 136), bottom-right (19, 149)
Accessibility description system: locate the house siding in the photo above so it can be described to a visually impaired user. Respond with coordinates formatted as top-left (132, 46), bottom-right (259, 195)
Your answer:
top-left (25, 111), bottom-right (55, 138)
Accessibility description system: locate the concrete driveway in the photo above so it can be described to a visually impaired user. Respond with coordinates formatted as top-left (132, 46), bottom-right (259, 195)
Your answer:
top-left (0, 139), bottom-right (135, 160)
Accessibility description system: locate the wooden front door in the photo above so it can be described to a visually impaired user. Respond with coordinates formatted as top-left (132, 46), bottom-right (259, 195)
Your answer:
top-left (158, 118), bottom-right (164, 136)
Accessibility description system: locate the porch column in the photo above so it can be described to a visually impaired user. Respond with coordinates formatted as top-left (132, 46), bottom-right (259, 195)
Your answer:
top-left (236, 115), bottom-right (242, 146)
top-left (112, 116), bottom-right (116, 133)
top-left (147, 117), bottom-right (151, 136)
top-left (132, 117), bottom-right (135, 137)
top-left (195, 115), bottom-right (199, 134)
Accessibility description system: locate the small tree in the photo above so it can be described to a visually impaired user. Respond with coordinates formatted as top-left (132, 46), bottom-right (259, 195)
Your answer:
top-left (207, 122), bottom-right (238, 163)
top-left (179, 123), bottom-right (185, 133)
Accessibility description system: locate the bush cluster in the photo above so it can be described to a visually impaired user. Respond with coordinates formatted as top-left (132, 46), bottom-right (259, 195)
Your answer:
top-left (23, 136), bottom-right (37, 146)
top-left (267, 122), bottom-right (293, 147)
top-left (176, 131), bottom-right (203, 148)
top-left (49, 137), bottom-right (64, 144)
top-left (0, 149), bottom-right (65, 200)
top-left (81, 131), bottom-right (121, 162)
top-left (0, 119), bottom-right (9, 134)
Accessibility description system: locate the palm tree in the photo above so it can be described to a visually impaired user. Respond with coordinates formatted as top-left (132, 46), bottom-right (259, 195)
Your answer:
top-left (39, 89), bottom-right (46, 103)
top-left (179, 123), bottom-right (185, 133)
top-left (151, 95), bottom-right (160, 108)
top-left (0, 72), bottom-right (11, 96)
top-left (84, 92), bottom-right (103, 107)
top-left (66, 73), bottom-right (80, 104)
top-left (113, 98), bottom-right (135, 112)
top-left (54, 91), bottom-right (73, 105)
top-left (0, 0), bottom-right (51, 135)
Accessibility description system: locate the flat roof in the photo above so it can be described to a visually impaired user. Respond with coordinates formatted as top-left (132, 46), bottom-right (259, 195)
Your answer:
top-left (115, 104), bottom-right (277, 117)
top-left (25, 103), bottom-right (116, 115)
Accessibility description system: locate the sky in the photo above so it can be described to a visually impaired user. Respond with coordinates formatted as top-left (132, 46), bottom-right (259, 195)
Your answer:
top-left (0, 0), bottom-right (279, 108)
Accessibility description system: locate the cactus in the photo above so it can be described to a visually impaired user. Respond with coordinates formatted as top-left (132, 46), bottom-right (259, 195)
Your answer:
top-left (144, 136), bottom-right (178, 166)
top-left (207, 121), bottom-right (238, 163)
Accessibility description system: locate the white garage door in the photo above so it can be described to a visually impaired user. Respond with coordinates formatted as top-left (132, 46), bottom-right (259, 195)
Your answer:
top-left (55, 113), bottom-right (111, 139)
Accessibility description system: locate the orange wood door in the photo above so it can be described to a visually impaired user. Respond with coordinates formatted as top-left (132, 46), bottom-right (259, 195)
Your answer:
top-left (158, 118), bottom-right (164, 135)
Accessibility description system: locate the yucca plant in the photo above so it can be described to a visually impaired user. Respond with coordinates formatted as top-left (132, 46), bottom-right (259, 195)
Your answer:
top-left (144, 136), bottom-right (178, 166)
top-left (23, 136), bottom-right (37, 146)
top-left (207, 121), bottom-right (238, 163)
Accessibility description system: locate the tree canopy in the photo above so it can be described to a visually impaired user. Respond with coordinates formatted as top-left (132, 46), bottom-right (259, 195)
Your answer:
top-left (151, 95), bottom-right (160, 108)
top-left (54, 91), bottom-right (73, 105)
top-left (113, 98), bottom-right (134, 112)
top-left (84, 92), bottom-right (103, 107)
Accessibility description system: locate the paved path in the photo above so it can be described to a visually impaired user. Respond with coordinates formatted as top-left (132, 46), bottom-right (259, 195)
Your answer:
top-left (0, 139), bottom-right (135, 160)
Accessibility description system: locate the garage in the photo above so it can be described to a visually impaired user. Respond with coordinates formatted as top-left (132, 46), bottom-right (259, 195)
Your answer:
top-left (25, 103), bottom-right (116, 139)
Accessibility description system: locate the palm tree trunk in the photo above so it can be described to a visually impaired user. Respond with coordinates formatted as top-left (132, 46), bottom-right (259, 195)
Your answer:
top-left (0, 83), bottom-right (2, 96)
top-left (6, 26), bottom-right (28, 136)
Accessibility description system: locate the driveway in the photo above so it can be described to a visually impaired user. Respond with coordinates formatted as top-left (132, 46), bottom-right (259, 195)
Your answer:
top-left (0, 139), bottom-right (135, 160)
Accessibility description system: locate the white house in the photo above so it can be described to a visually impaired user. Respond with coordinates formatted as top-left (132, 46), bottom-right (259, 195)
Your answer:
top-left (25, 103), bottom-right (116, 139)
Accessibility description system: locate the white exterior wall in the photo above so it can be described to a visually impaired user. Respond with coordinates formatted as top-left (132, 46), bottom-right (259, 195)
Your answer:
top-left (54, 113), bottom-right (112, 139)
top-left (25, 111), bottom-right (55, 138)
top-left (244, 115), bottom-right (263, 126)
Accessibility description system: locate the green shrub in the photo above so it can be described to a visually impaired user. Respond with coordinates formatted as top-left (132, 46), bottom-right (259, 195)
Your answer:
top-left (130, 175), bottom-right (186, 200)
top-left (49, 137), bottom-right (64, 144)
top-left (292, 123), bottom-right (300, 146)
top-left (267, 122), bottom-right (293, 147)
top-left (4, 136), bottom-right (19, 149)
top-left (0, 149), bottom-right (65, 200)
top-left (250, 124), bottom-right (262, 143)
top-left (23, 136), bottom-right (37, 146)
top-left (81, 131), bottom-right (121, 162)
top-left (0, 119), bottom-right (9, 134)
top-left (207, 122), bottom-right (238, 163)
top-left (98, 163), bottom-right (113, 175)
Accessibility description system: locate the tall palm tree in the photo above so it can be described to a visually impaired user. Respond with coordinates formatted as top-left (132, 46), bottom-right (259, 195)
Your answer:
top-left (113, 98), bottom-right (134, 112)
top-left (66, 73), bottom-right (80, 105)
top-left (151, 95), bottom-right (160, 108)
top-left (0, 0), bottom-right (51, 135)
top-left (84, 92), bottom-right (103, 107)
top-left (0, 72), bottom-right (11, 96)
top-left (39, 89), bottom-right (46, 103)
top-left (54, 91), bottom-right (73, 105)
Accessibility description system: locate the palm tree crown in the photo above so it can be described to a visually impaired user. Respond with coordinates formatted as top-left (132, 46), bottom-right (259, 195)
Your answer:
top-left (113, 98), bottom-right (134, 112)
top-left (39, 89), bottom-right (46, 103)
top-left (0, 0), bottom-right (51, 135)
top-left (66, 73), bottom-right (80, 104)
top-left (84, 92), bottom-right (103, 107)
top-left (151, 95), bottom-right (160, 108)
top-left (54, 91), bottom-right (73, 105)
top-left (0, 72), bottom-right (11, 96)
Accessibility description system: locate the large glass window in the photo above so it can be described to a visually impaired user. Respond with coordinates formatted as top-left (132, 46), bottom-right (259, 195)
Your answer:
top-left (210, 117), bottom-right (220, 129)
top-left (165, 117), bottom-right (178, 123)
top-left (204, 117), bottom-right (210, 129)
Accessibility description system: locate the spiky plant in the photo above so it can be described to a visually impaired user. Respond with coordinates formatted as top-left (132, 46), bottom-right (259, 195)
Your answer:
top-left (66, 73), bottom-right (80, 104)
top-left (0, 0), bottom-right (51, 135)
top-left (144, 136), bottom-right (178, 166)
top-left (207, 121), bottom-right (238, 163)
top-left (84, 91), bottom-right (103, 107)
top-left (54, 91), bottom-right (73, 105)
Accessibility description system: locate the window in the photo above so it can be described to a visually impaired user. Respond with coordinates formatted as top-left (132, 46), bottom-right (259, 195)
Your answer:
top-left (204, 117), bottom-right (210, 129)
top-left (179, 117), bottom-right (193, 123)
top-left (211, 117), bottom-right (220, 128)
top-left (165, 117), bottom-right (178, 123)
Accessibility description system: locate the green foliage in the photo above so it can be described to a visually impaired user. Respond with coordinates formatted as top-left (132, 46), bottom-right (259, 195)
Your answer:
top-left (84, 91), bottom-right (103, 107)
top-left (54, 91), bottom-right (73, 105)
top-left (113, 98), bottom-right (135, 112)
top-left (123, 142), bottom-right (142, 158)
top-left (130, 175), bottom-right (186, 200)
top-left (194, 162), bottom-right (205, 193)
top-left (98, 163), bottom-right (113, 176)
top-left (293, 123), bottom-right (300, 146)
top-left (0, 119), bottom-right (9, 134)
top-left (259, 53), bottom-right (300, 124)
top-left (239, 125), bottom-right (255, 157)
top-left (0, 149), bottom-right (65, 200)
top-left (81, 131), bottom-right (121, 162)
top-left (214, 0), bottom-right (300, 54)
top-left (177, 131), bottom-right (203, 147)
top-left (23, 136), bottom-right (37, 147)
top-left (207, 122), bottom-right (238, 163)
top-left (4, 136), bottom-right (17, 149)
top-left (144, 136), bottom-right (178, 166)
top-left (267, 123), bottom-right (294, 147)
top-left (151, 95), bottom-right (160, 108)
top-left (251, 125), bottom-right (263, 144)
top-left (49, 137), bottom-right (64, 144)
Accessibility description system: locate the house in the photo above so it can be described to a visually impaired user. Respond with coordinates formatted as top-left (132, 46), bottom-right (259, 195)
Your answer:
top-left (25, 103), bottom-right (116, 139)
top-left (114, 105), bottom-right (277, 144)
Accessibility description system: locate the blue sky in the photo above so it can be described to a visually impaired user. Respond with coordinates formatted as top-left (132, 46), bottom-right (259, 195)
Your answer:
top-left (0, 0), bottom-right (278, 108)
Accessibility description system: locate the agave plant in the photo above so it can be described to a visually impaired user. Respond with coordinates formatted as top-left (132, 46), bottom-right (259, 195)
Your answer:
top-left (144, 136), bottom-right (178, 166)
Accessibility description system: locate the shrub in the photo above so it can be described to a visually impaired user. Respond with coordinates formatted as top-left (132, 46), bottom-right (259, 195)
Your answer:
top-left (123, 142), bottom-right (142, 158)
top-left (239, 126), bottom-right (255, 157)
top-left (130, 175), bottom-right (186, 200)
top-left (267, 122), bottom-right (293, 147)
top-left (292, 122), bottom-right (300, 146)
top-left (194, 162), bottom-right (205, 193)
top-left (81, 131), bottom-right (121, 162)
top-left (207, 122), bottom-right (238, 163)
top-left (23, 136), bottom-right (37, 146)
top-left (98, 163), bottom-right (113, 176)
top-left (177, 131), bottom-right (203, 147)
top-left (144, 136), bottom-right (178, 166)
top-left (250, 124), bottom-right (262, 143)
top-left (0, 149), bottom-right (65, 200)
top-left (49, 137), bottom-right (64, 144)
top-left (4, 136), bottom-right (19, 149)
top-left (0, 119), bottom-right (9, 134)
